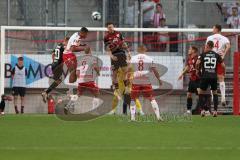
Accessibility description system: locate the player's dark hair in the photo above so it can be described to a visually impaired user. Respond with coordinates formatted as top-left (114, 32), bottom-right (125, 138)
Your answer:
top-left (64, 36), bottom-right (70, 41)
top-left (156, 3), bottom-right (162, 8)
top-left (80, 27), bottom-right (89, 33)
top-left (106, 22), bottom-right (114, 27)
top-left (160, 18), bottom-right (166, 21)
top-left (214, 24), bottom-right (222, 32)
top-left (191, 46), bottom-right (198, 53)
top-left (207, 41), bottom-right (214, 49)
top-left (1, 94), bottom-right (4, 100)
top-left (232, 6), bottom-right (238, 10)
top-left (18, 57), bottom-right (23, 61)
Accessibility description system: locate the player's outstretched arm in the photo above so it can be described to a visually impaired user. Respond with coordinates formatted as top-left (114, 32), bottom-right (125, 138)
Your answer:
top-left (152, 67), bottom-right (162, 86)
top-left (94, 66), bottom-right (100, 76)
top-left (178, 66), bottom-right (189, 80)
top-left (51, 51), bottom-right (55, 62)
top-left (105, 46), bottom-right (117, 61)
top-left (222, 43), bottom-right (230, 59)
top-left (196, 59), bottom-right (202, 73)
top-left (71, 45), bottom-right (89, 53)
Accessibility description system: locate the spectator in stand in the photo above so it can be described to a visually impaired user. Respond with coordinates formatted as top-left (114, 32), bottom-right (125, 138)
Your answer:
top-left (125, 0), bottom-right (135, 27)
top-left (151, 3), bottom-right (166, 28)
top-left (157, 18), bottom-right (168, 52)
top-left (222, 2), bottom-right (240, 21)
top-left (227, 6), bottom-right (240, 28)
top-left (142, 0), bottom-right (156, 28)
top-left (150, 3), bottom-right (166, 51)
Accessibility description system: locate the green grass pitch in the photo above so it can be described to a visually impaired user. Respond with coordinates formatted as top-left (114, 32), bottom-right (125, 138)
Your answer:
top-left (0, 115), bottom-right (239, 160)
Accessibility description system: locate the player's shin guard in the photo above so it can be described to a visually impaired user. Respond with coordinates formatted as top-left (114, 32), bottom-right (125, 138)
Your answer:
top-left (130, 100), bottom-right (136, 121)
top-left (213, 94), bottom-right (218, 111)
top-left (219, 82), bottom-right (226, 102)
top-left (150, 99), bottom-right (160, 120)
top-left (187, 97), bottom-right (192, 110)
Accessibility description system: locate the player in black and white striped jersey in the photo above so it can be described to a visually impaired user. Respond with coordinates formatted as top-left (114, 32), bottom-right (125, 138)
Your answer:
top-left (41, 37), bottom-right (69, 103)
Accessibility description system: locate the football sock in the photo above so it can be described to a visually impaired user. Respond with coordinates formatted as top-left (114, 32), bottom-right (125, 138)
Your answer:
top-left (187, 97), bottom-right (192, 110)
top-left (112, 96), bottom-right (119, 110)
top-left (135, 98), bottom-right (143, 113)
top-left (196, 98), bottom-right (200, 111)
top-left (130, 101), bottom-right (136, 121)
top-left (68, 85), bottom-right (74, 95)
top-left (219, 82), bottom-right (226, 102)
top-left (123, 102), bottom-right (128, 115)
top-left (124, 94), bottom-right (131, 106)
top-left (150, 99), bottom-right (160, 120)
top-left (21, 106), bottom-right (24, 114)
top-left (213, 94), bottom-right (218, 111)
top-left (92, 97), bottom-right (100, 109)
top-left (199, 94), bottom-right (206, 111)
top-left (14, 106), bottom-right (19, 114)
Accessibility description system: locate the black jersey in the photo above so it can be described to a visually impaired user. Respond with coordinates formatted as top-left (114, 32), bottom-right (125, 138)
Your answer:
top-left (199, 51), bottom-right (223, 78)
top-left (52, 43), bottom-right (64, 65)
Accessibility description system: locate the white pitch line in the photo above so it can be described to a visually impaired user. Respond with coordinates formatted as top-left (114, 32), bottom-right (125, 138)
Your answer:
top-left (0, 146), bottom-right (239, 151)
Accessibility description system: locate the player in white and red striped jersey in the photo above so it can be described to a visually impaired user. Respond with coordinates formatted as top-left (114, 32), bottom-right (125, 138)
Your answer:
top-left (206, 24), bottom-right (231, 106)
top-left (76, 48), bottom-right (100, 96)
top-left (129, 45), bottom-right (163, 121)
top-left (76, 47), bottom-right (101, 109)
top-left (64, 48), bottom-right (101, 114)
top-left (63, 27), bottom-right (89, 83)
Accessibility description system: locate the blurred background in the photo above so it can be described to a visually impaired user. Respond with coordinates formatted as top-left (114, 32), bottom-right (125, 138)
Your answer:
top-left (1, 0), bottom-right (239, 114)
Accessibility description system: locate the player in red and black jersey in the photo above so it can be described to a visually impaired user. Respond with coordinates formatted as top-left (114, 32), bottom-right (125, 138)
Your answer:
top-left (178, 46), bottom-right (199, 114)
top-left (104, 22), bottom-right (131, 112)
top-left (104, 22), bottom-right (131, 72)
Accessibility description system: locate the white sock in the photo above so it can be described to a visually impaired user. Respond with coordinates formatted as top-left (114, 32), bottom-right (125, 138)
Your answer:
top-left (92, 97), bottom-right (100, 109)
top-left (130, 101), bottom-right (136, 121)
top-left (219, 82), bottom-right (226, 102)
top-left (151, 99), bottom-right (160, 120)
top-left (210, 90), bottom-right (213, 102)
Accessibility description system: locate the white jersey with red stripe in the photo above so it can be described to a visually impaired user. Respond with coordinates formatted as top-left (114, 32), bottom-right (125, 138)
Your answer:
top-left (64, 32), bottom-right (81, 54)
top-left (76, 55), bottom-right (98, 83)
top-left (130, 53), bottom-right (154, 85)
top-left (206, 34), bottom-right (230, 56)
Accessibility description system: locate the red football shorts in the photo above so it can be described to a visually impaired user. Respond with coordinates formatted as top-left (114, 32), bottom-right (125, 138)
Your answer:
top-left (62, 52), bottom-right (77, 69)
top-left (131, 84), bottom-right (154, 100)
top-left (217, 62), bottom-right (225, 76)
top-left (78, 81), bottom-right (99, 96)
